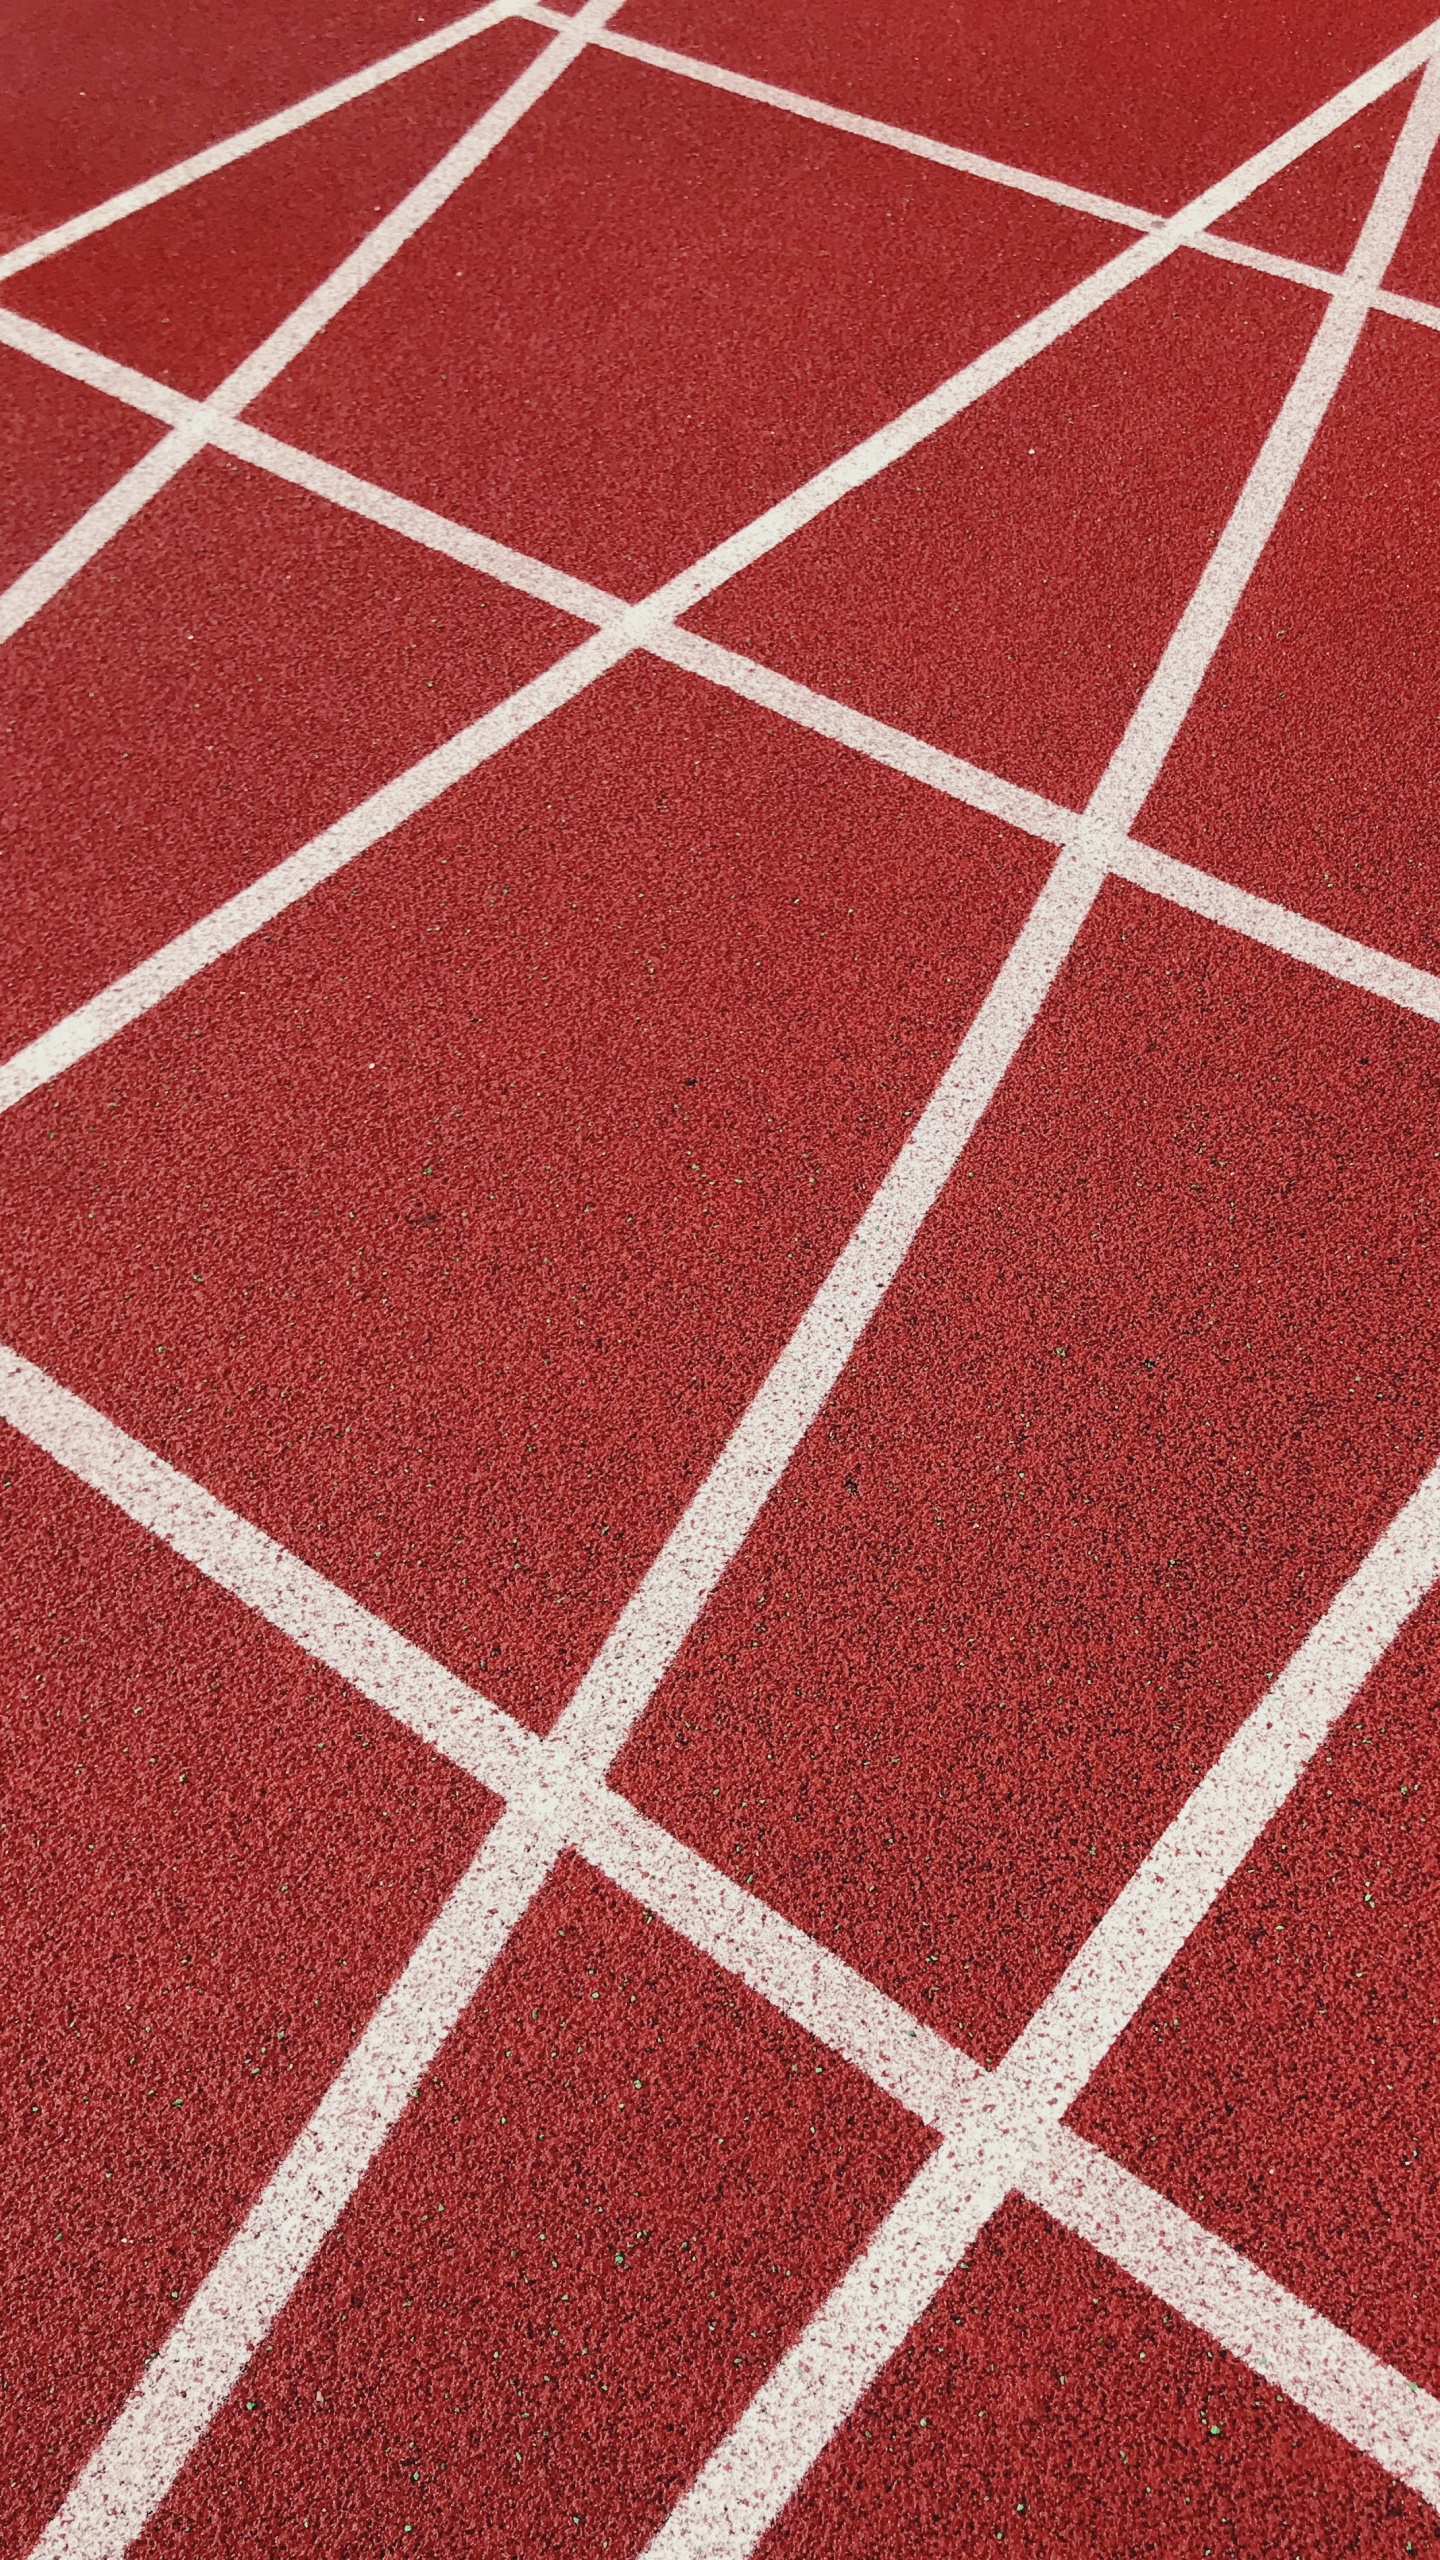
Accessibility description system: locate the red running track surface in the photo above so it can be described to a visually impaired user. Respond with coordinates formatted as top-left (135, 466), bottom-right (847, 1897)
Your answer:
top-left (3, 3), bottom-right (1440, 2556)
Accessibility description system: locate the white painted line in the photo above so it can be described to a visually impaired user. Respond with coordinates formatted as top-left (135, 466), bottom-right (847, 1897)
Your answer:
top-left (550, 842), bottom-right (1106, 1774)
top-left (0, 624), bottom-right (637, 1117)
top-left (28, 1804), bottom-right (559, 2560)
top-left (1035, 2131), bottom-right (1440, 2510)
top-left (998, 1441), bottom-right (1440, 2116)
top-left (649, 624), bottom-right (1073, 842)
top-left (0, 426), bottom-right (204, 648)
top-left (641, 2140), bottom-right (1007, 2560)
top-left (1111, 836), bottom-right (1440, 1021)
top-left (209, 0), bottom-right (623, 418)
top-left (519, 3), bottom-right (1161, 231)
top-left (0, 300), bottom-right (625, 627)
top-left (1084, 52), bottom-right (1440, 838)
top-left (630, 60), bottom-right (1440, 2554)
top-left (0, 0), bottom-right (524, 286)
top-left (11, 1334), bottom-right (1440, 2537)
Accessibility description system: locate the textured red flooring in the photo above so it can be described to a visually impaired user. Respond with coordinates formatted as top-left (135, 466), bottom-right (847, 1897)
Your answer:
top-left (4, 3), bottom-right (1440, 2556)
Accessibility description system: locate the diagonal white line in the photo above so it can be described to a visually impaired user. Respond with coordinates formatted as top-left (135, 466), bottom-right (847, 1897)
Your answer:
top-left (549, 844), bottom-right (1105, 1773)
top-left (11, 27), bottom-right (1440, 2554)
top-left (0, 0), bottom-right (620, 652)
top-left (1033, 2131), bottom-right (1440, 2511)
top-left (1084, 51), bottom-right (1440, 838)
top-left (518, 3), bottom-right (1163, 230)
top-left (10, 825), bottom-right (1098, 2555)
top-left (0, 1), bottom-right (524, 286)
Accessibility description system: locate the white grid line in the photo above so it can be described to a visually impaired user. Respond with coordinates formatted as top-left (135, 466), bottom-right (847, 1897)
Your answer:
top-left (6, 11), bottom-right (1440, 2555)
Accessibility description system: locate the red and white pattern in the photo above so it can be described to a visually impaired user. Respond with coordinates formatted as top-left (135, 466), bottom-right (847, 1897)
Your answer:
top-left (4, 3), bottom-right (1440, 2551)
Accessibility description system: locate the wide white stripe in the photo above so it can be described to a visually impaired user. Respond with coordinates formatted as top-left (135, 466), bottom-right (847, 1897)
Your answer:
top-left (1035, 2129), bottom-right (1440, 2510)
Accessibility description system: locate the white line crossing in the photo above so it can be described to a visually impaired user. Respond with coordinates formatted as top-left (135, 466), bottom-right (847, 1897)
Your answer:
top-left (0, 0), bottom-right (621, 649)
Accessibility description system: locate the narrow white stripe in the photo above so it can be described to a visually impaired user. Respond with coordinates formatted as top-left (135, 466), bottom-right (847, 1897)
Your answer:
top-left (0, 0), bottom-right (617, 651)
top-left (28, 1806), bottom-right (558, 2560)
top-left (0, 1), bottom-right (523, 286)
top-left (1086, 53), bottom-right (1440, 838)
top-left (1112, 836), bottom-right (1440, 1021)
top-left (0, 300), bottom-right (625, 627)
top-left (649, 624), bottom-right (1073, 842)
top-left (1035, 2130), bottom-right (1440, 2510)
top-left (1000, 1446), bottom-right (1440, 2115)
top-left (10, 1336), bottom-right (1440, 2535)
top-left (0, 624), bottom-right (631, 1116)
top-left (549, 843), bottom-right (1106, 1774)
top-left (5, 23), bottom-right (1434, 1094)
top-left (0, 427), bottom-right (202, 648)
top-left (520, 4), bottom-right (1161, 232)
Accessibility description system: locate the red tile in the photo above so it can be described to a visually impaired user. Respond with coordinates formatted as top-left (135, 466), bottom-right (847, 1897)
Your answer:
top-left (0, 446), bottom-right (578, 1059)
top-left (1213, 77), bottom-right (1419, 274)
top-left (0, 339), bottom-right (161, 591)
top-left (613, 883), bottom-right (1440, 2062)
top-left (1072, 1587), bottom-right (1440, 2399)
top-left (0, 655), bottom-right (1050, 1736)
top-left (613, 0), bottom-right (1432, 216)
top-left (3, 21), bottom-right (545, 398)
top-left (690, 254), bottom-right (1316, 812)
top-left (0, 1421), bottom-right (494, 2556)
top-left (757, 2196), bottom-right (1440, 2555)
top-left (0, 0), bottom-right (497, 251)
top-left (251, 45), bottom-right (1122, 595)
top-left (129, 1859), bottom-right (931, 2559)
top-left (1139, 317), bottom-right (1440, 977)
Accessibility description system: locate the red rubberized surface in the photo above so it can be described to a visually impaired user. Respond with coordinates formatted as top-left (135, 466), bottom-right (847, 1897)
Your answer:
top-left (0, 657), bottom-right (1048, 1728)
top-left (1213, 78), bottom-right (1420, 271)
top-left (0, 342), bottom-right (160, 590)
top-left (6, 2), bottom-right (1440, 2553)
top-left (1140, 317), bottom-right (1440, 973)
top-left (1, 450), bottom-right (579, 1054)
top-left (0, 0), bottom-right (496, 251)
top-left (1073, 1590), bottom-right (1440, 2397)
top-left (2, 22), bottom-right (546, 397)
top-left (616, 0), bottom-right (1432, 211)
top-left (691, 255), bottom-right (1316, 810)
